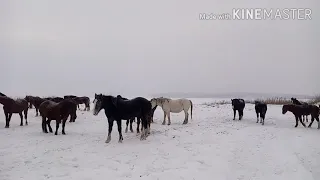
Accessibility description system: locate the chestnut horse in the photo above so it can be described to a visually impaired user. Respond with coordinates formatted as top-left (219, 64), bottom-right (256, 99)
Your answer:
top-left (39, 99), bottom-right (77, 135)
top-left (0, 96), bottom-right (28, 128)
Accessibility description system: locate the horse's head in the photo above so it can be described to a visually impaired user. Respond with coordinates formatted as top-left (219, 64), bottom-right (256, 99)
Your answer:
top-left (93, 93), bottom-right (103, 116)
top-left (282, 105), bottom-right (288, 114)
top-left (150, 98), bottom-right (158, 108)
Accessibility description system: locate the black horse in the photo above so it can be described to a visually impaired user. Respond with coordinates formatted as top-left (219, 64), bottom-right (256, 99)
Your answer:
top-left (231, 98), bottom-right (245, 120)
top-left (291, 97), bottom-right (309, 122)
top-left (93, 94), bottom-right (152, 143)
top-left (0, 92), bottom-right (6, 97)
top-left (254, 101), bottom-right (267, 125)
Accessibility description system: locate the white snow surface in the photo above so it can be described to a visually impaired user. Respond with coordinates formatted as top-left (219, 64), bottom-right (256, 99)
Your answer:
top-left (0, 98), bottom-right (320, 180)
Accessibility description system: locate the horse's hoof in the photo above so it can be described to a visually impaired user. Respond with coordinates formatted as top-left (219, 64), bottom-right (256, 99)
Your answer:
top-left (130, 130), bottom-right (134, 133)
top-left (105, 140), bottom-right (111, 143)
top-left (167, 123), bottom-right (171, 126)
top-left (62, 132), bottom-right (66, 135)
top-left (54, 132), bottom-right (58, 135)
top-left (118, 140), bottom-right (123, 143)
top-left (5, 126), bottom-right (9, 128)
top-left (20, 124), bottom-right (23, 126)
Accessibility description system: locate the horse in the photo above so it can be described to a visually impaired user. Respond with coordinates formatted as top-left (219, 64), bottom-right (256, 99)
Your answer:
top-left (39, 99), bottom-right (77, 135)
top-left (0, 92), bottom-right (6, 97)
top-left (25, 95), bottom-right (35, 109)
top-left (24, 96), bottom-right (46, 116)
top-left (231, 98), bottom-right (245, 120)
top-left (73, 96), bottom-right (90, 111)
top-left (93, 94), bottom-right (152, 143)
top-left (291, 97), bottom-right (309, 122)
top-left (254, 101), bottom-right (267, 125)
top-left (0, 96), bottom-right (28, 128)
top-left (150, 97), bottom-right (193, 125)
top-left (282, 104), bottom-right (319, 128)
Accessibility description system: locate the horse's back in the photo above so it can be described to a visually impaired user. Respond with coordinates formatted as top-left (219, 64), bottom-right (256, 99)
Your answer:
top-left (14, 99), bottom-right (28, 108)
top-left (116, 96), bottom-right (151, 118)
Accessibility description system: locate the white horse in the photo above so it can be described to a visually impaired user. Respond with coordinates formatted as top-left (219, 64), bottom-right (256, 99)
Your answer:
top-left (150, 97), bottom-right (193, 125)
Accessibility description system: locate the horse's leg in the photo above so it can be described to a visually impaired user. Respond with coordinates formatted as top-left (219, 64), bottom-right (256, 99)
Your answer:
top-left (47, 119), bottom-right (53, 133)
top-left (7, 113), bottom-right (12, 127)
top-left (294, 116), bottom-right (299, 127)
top-left (308, 116), bottom-right (314, 128)
top-left (306, 115), bottom-right (308, 122)
top-left (233, 109), bottom-right (236, 120)
top-left (130, 118), bottom-right (134, 133)
top-left (125, 119), bottom-right (129, 133)
top-left (105, 119), bottom-right (114, 143)
top-left (140, 116), bottom-right (148, 140)
top-left (162, 112), bottom-right (167, 125)
top-left (256, 112), bottom-right (259, 123)
top-left (42, 116), bottom-right (48, 133)
top-left (55, 119), bottom-right (61, 135)
top-left (167, 112), bottom-right (171, 125)
top-left (19, 112), bottom-right (23, 126)
top-left (35, 108), bottom-right (39, 116)
top-left (299, 116), bottom-right (306, 127)
top-left (62, 118), bottom-right (67, 135)
top-left (183, 109), bottom-right (188, 124)
top-left (4, 111), bottom-right (9, 128)
top-left (24, 109), bottom-right (28, 125)
top-left (261, 113), bottom-right (265, 125)
top-left (239, 110), bottom-right (243, 120)
top-left (137, 118), bottom-right (141, 133)
top-left (315, 116), bottom-right (320, 129)
top-left (116, 120), bottom-right (123, 143)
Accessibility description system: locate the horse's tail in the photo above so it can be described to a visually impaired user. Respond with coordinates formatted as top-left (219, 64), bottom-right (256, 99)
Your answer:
top-left (189, 100), bottom-right (193, 119)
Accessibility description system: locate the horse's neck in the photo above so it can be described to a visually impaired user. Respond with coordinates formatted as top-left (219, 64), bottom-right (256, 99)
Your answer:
top-left (0, 96), bottom-right (13, 106)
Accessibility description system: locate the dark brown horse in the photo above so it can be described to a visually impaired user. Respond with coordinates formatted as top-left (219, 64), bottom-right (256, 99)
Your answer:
top-left (0, 96), bottom-right (28, 128)
top-left (39, 99), bottom-right (77, 135)
top-left (73, 96), bottom-right (90, 111)
top-left (0, 92), bottom-right (7, 97)
top-left (291, 97), bottom-right (309, 122)
top-left (25, 95), bottom-right (35, 109)
top-left (25, 96), bottom-right (46, 116)
top-left (282, 104), bottom-right (319, 128)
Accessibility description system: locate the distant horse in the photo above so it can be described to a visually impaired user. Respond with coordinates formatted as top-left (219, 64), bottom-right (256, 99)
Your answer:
top-left (0, 96), bottom-right (28, 128)
top-left (93, 94), bottom-right (152, 143)
top-left (0, 92), bottom-right (6, 97)
top-left (24, 96), bottom-right (46, 116)
top-left (254, 101), bottom-right (267, 125)
top-left (43, 97), bottom-right (64, 103)
top-left (150, 97), bottom-right (193, 125)
top-left (231, 99), bottom-right (245, 120)
top-left (291, 97), bottom-right (309, 122)
top-left (73, 96), bottom-right (90, 111)
top-left (282, 104), bottom-right (319, 128)
top-left (39, 99), bottom-right (77, 135)
top-left (25, 95), bottom-right (35, 108)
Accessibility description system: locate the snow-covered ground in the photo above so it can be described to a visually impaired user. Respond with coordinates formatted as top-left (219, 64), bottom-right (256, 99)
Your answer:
top-left (0, 98), bottom-right (320, 180)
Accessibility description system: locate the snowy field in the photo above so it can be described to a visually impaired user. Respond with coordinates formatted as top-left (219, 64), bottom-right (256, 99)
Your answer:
top-left (0, 98), bottom-right (320, 180)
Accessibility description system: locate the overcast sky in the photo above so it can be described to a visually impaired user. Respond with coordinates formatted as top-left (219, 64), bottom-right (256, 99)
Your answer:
top-left (0, 0), bottom-right (318, 97)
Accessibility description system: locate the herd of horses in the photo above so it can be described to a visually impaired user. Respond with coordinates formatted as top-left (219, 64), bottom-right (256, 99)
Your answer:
top-left (0, 91), bottom-right (319, 143)
top-left (231, 98), bottom-right (320, 128)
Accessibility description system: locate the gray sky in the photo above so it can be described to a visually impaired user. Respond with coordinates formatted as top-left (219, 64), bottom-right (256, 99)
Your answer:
top-left (1, 0), bottom-right (319, 97)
